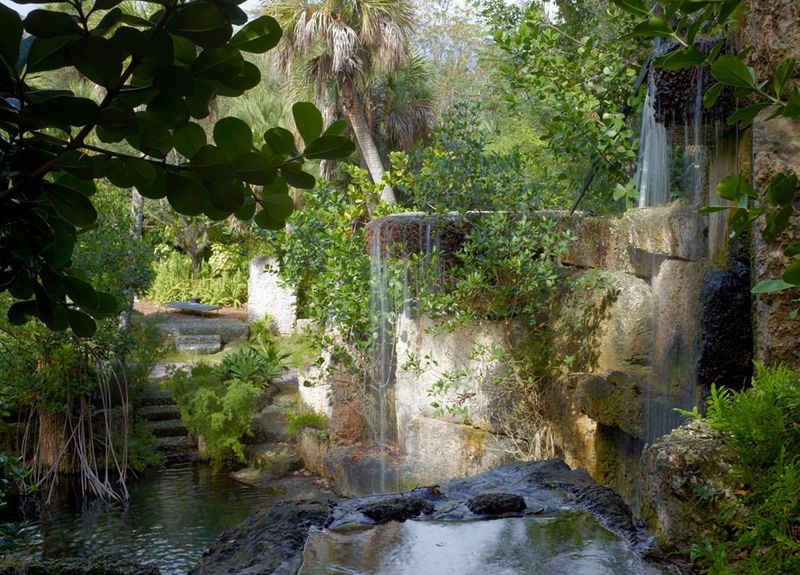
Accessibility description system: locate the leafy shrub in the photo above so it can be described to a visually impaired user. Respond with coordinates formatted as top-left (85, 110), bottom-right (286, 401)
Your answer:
top-left (286, 408), bottom-right (328, 435)
top-left (171, 366), bottom-right (259, 468)
top-left (690, 364), bottom-right (800, 574)
top-left (146, 246), bottom-right (248, 307)
top-left (170, 341), bottom-right (289, 468)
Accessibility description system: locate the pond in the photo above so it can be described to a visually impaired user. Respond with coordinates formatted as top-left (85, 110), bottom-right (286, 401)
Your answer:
top-left (300, 511), bottom-right (661, 575)
top-left (18, 462), bottom-right (312, 575)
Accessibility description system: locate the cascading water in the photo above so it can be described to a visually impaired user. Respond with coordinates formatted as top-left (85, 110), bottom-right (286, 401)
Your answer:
top-left (634, 47), bottom-right (737, 444)
top-left (366, 213), bottom-right (439, 493)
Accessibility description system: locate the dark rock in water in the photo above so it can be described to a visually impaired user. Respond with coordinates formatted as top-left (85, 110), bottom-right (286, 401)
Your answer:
top-left (466, 493), bottom-right (526, 516)
top-left (357, 497), bottom-right (434, 524)
top-left (0, 557), bottom-right (159, 575)
top-left (188, 498), bottom-right (337, 575)
top-left (698, 260), bottom-right (753, 391)
top-left (328, 459), bottom-right (638, 541)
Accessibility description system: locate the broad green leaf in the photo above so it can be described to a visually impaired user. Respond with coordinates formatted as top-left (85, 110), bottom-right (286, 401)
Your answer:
top-left (628, 17), bottom-right (673, 38)
top-left (0, 4), bottom-right (22, 68)
top-left (123, 157), bottom-right (157, 188)
top-left (67, 309), bottom-right (96, 337)
top-left (654, 46), bottom-right (705, 71)
top-left (254, 193), bottom-right (293, 230)
top-left (263, 127), bottom-right (297, 155)
top-left (783, 91), bottom-right (800, 118)
top-left (62, 275), bottom-right (97, 310)
top-left (711, 55), bottom-right (756, 89)
top-left (716, 174), bottom-right (754, 201)
top-left (24, 9), bottom-right (82, 38)
top-left (174, 122), bottom-right (207, 158)
top-left (45, 226), bottom-right (76, 270)
top-left (95, 7), bottom-right (123, 34)
top-left (137, 168), bottom-right (166, 199)
top-left (235, 196), bottom-right (256, 220)
top-left (230, 15), bottom-right (282, 53)
top-left (45, 183), bottom-right (98, 227)
top-left (773, 58), bottom-right (795, 98)
top-left (207, 181), bottom-right (245, 212)
top-left (726, 102), bottom-right (771, 128)
top-left (292, 102), bottom-right (323, 145)
top-left (783, 261), bottom-right (800, 286)
top-left (147, 94), bottom-right (190, 129)
top-left (280, 163), bottom-right (315, 189)
top-left (56, 150), bottom-right (95, 179)
top-left (703, 82), bottom-right (725, 109)
top-left (165, 172), bottom-right (208, 215)
top-left (166, 3), bottom-right (233, 48)
top-left (784, 243), bottom-right (800, 258)
top-left (93, 292), bottom-right (119, 317)
top-left (154, 65), bottom-right (197, 97)
top-left (190, 144), bottom-right (235, 184)
top-left (752, 278), bottom-right (794, 293)
top-left (303, 135), bottom-right (356, 160)
top-left (186, 80), bottom-right (217, 119)
top-left (766, 173), bottom-right (798, 207)
top-left (130, 111), bottom-right (174, 158)
top-left (322, 119), bottom-right (348, 137)
top-left (218, 60), bottom-right (260, 92)
top-left (7, 301), bottom-right (37, 326)
top-left (25, 36), bottom-right (74, 73)
top-left (233, 152), bottom-right (277, 185)
top-left (96, 105), bottom-right (138, 137)
top-left (191, 46), bottom-right (244, 81)
top-left (214, 116), bottom-right (252, 156)
top-left (70, 36), bottom-right (124, 88)
top-left (93, 0), bottom-right (123, 11)
top-left (609, 0), bottom-right (649, 16)
top-left (718, 0), bottom-right (742, 24)
top-left (22, 94), bottom-right (98, 128)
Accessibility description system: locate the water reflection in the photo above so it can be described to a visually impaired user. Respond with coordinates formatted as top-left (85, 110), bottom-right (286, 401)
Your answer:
top-left (21, 462), bottom-right (300, 575)
top-left (301, 512), bottom-right (660, 575)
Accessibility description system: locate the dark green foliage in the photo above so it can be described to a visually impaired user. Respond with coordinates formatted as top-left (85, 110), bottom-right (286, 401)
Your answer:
top-left (613, 0), bottom-right (800, 301)
top-left (171, 341), bottom-right (289, 468)
top-left (690, 364), bottom-right (800, 574)
top-left (0, 1), bottom-right (354, 335)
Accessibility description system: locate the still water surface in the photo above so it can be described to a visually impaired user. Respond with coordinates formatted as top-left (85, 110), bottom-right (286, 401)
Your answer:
top-left (301, 511), bottom-right (661, 575)
top-left (22, 462), bottom-right (286, 574)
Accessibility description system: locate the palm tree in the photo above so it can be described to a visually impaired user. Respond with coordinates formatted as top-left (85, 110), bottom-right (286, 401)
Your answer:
top-left (265, 0), bottom-right (418, 204)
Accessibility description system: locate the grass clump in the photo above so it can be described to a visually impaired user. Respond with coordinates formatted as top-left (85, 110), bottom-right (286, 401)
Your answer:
top-left (690, 363), bottom-right (800, 574)
top-left (286, 408), bottom-right (328, 435)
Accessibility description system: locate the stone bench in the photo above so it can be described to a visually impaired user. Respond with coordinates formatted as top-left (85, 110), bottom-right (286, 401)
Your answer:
top-left (164, 301), bottom-right (222, 316)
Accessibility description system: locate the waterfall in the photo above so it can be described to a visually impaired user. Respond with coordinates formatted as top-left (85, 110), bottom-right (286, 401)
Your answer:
top-left (366, 213), bottom-right (437, 493)
top-left (635, 81), bottom-right (671, 208)
top-left (636, 49), bottom-right (737, 444)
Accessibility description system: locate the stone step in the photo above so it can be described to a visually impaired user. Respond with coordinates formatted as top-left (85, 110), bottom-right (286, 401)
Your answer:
top-left (251, 406), bottom-right (292, 443)
top-left (176, 334), bottom-right (222, 355)
top-left (139, 392), bottom-right (176, 407)
top-left (145, 418), bottom-right (188, 438)
top-left (136, 404), bottom-right (181, 422)
top-left (272, 390), bottom-right (298, 408)
top-left (153, 435), bottom-right (196, 452)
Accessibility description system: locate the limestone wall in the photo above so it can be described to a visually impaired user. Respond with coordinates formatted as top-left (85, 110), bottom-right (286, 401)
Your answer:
top-left (247, 256), bottom-right (296, 335)
top-left (744, 1), bottom-right (800, 369)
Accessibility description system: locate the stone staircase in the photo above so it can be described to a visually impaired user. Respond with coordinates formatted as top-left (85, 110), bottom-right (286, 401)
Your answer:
top-left (232, 371), bottom-right (303, 487)
top-left (138, 385), bottom-right (196, 459)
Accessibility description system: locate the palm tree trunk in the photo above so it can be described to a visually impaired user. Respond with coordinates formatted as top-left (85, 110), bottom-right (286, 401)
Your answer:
top-left (339, 76), bottom-right (396, 204)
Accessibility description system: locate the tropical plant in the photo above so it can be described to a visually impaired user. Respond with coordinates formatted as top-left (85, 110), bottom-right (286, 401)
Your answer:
top-left (687, 364), bottom-right (800, 574)
top-left (610, 0), bottom-right (800, 303)
top-left (265, 0), bottom-right (420, 202)
top-left (0, 0), bottom-right (354, 336)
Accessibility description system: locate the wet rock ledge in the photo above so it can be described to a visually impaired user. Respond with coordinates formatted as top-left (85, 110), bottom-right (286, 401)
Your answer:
top-left (191, 459), bottom-right (641, 574)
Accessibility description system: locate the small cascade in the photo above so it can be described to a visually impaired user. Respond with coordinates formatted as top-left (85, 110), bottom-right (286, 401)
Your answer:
top-left (366, 213), bottom-right (441, 493)
top-left (635, 82), bottom-right (671, 207)
top-left (634, 44), bottom-right (739, 444)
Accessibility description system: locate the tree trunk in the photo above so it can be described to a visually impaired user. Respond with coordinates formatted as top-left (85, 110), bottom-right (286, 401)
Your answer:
top-left (120, 188), bottom-right (144, 331)
top-left (339, 76), bottom-right (396, 204)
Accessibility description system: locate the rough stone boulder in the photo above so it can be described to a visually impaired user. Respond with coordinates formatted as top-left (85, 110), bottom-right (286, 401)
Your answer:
top-left (189, 498), bottom-right (337, 575)
top-left (574, 370), bottom-right (646, 438)
top-left (466, 493), bottom-right (526, 516)
top-left (244, 443), bottom-right (303, 479)
top-left (641, 420), bottom-right (736, 555)
top-left (357, 497), bottom-right (434, 524)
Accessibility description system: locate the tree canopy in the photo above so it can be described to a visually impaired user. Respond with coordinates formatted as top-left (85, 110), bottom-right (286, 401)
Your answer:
top-left (0, 0), bottom-right (354, 336)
